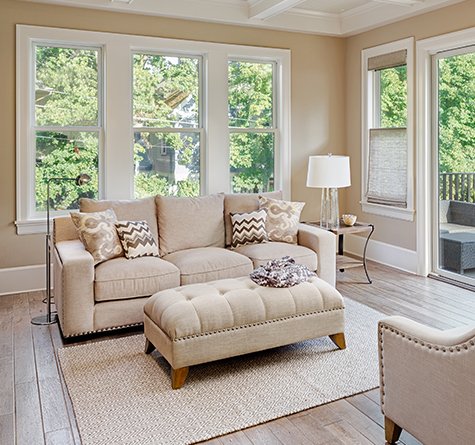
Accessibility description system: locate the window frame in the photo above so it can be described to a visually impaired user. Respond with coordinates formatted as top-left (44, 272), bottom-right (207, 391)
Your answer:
top-left (361, 37), bottom-right (415, 221)
top-left (16, 25), bottom-right (291, 235)
top-left (228, 58), bottom-right (279, 193)
top-left (131, 51), bottom-right (205, 196)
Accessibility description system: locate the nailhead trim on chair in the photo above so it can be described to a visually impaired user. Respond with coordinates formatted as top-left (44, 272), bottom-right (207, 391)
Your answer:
top-left (378, 322), bottom-right (475, 411)
top-left (63, 322), bottom-right (144, 338)
top-left (174, 306), bottom-right (345, 342)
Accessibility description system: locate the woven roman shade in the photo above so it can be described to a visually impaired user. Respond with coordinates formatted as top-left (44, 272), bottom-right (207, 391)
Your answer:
top-left (368, 49), bottom-right (407, 71)
top-left (367, 128), bottom-right (407, 207)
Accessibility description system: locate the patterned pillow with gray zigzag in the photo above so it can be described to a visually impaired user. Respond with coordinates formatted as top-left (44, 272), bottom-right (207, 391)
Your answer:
top-left (230, 209), bottom-right (268, 249)
top-left (115, 220), bottom-right (160, 259)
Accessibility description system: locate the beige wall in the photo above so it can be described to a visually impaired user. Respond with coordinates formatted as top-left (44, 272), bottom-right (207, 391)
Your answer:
top-left (345, 0), bottom-right (475, 251)
top-left (0, 0), bottom-right (346, 269)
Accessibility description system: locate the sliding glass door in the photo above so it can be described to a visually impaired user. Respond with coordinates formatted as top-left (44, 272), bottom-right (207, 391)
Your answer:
top-left (433, 46), bottom-right (475, 285)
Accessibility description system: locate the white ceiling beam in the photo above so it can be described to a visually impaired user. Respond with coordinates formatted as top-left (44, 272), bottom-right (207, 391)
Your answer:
top-left (249, 0), bottom-right (306, 20)
top-left (373, 0), bottom-right (425, 5)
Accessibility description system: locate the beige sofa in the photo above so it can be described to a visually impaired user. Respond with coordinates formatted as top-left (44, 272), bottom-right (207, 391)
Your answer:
top-left (53, 192), bottom-right (336, 337)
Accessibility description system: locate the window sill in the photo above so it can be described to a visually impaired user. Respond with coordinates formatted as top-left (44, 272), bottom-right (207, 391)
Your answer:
top-left (361, 202), bottom-right (415, 221)
top-left (15, 219), bottom-right (47, 235)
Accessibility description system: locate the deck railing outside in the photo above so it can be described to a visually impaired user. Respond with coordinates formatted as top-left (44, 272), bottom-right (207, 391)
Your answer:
top-left (440, 172), bottom-right (475, 203)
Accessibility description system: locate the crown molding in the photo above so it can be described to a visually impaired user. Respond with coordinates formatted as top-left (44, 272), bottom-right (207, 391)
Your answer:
top-left (19, 0), bottom-right (466, 36)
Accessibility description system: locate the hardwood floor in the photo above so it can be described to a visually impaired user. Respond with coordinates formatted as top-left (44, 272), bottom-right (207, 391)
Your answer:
top-left (1, 262), bottom-right (474, 445)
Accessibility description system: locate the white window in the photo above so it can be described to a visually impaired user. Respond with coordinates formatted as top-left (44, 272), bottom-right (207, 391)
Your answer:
top-left (228, 60), bottom-right (276, 193)
top-left (16, 25), bottom-right (290, 234)
top-left (132, 53), bottom-right (202, 197)
top-left (361, 37), bottom-right (414, 221)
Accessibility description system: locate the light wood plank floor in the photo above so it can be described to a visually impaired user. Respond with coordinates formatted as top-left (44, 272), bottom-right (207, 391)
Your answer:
top-left (1, 262), bottom-right (474, 445)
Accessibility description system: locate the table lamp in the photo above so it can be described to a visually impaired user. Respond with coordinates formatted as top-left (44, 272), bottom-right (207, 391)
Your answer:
top-left (306, 154), bottom-right (351, 229)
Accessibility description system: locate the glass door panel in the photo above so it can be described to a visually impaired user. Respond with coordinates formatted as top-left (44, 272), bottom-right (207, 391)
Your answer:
top-left (434, 47), bottom-right (475, 285)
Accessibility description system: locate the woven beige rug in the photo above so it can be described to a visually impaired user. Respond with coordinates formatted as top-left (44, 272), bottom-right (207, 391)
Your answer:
top-left (58, 298), bottom-right (383, 445)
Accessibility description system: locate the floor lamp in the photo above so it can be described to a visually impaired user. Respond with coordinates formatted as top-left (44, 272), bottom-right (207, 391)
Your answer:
top-left (306, 154), bottom-right (351, 230)
top-left (31, 173), bottom-right (91, 326)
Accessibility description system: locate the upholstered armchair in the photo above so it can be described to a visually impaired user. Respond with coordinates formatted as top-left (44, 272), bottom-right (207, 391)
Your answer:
top-left (378, 316), bottom-right (475, 445)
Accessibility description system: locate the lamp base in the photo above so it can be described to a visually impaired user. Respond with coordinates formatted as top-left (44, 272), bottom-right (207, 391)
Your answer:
top-left (320, 187), bottom-right (340, 230)
top-left (31, 313), bottom-right (58, 325)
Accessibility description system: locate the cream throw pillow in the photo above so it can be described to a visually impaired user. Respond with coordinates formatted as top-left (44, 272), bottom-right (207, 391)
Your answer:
top-left (70, 209), bottom-right (123, 265)
top-left (259, 196), bottom-right (305, 244)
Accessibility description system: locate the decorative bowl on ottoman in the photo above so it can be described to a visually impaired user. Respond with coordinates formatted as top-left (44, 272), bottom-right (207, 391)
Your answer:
top-left (144, 276), bottom-right (346, 389)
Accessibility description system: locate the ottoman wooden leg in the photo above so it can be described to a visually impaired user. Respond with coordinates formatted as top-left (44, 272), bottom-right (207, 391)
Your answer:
top-left (329, 333), bottom-right (346, 350)
top-left (144, 338), bottom-right (155, 354)
top-left (172, 367), bottom-right (189, 389)
top-left (385, 416), bottom-right (402, 444)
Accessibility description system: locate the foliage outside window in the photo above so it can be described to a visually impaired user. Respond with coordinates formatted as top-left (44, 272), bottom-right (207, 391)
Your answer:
top-left (34, 45), bottom-right (100, 212)
top-left (133, 54), bottom-right (201, 198)
top-left (437, 51), bottom-right (475, 179)
top-left (228, 60), bottom-right (275, 193)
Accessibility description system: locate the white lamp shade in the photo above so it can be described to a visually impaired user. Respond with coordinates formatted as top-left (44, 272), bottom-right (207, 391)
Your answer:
top-left (306, 155), bottom-right (351, 188)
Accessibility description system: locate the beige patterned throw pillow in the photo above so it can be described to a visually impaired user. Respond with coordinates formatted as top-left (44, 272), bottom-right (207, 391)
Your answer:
top-left (70, 209), bottom-right (123, 265)
top-left (259, 196), bottom-right (305, 244)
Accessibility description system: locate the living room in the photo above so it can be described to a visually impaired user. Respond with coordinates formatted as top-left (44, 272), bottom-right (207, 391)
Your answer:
top-left (1, 0), bottom-right (474, 444)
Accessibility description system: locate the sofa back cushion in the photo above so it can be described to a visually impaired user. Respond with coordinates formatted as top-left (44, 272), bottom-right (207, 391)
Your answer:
top-left (224, 191), bottom-right (282, 246)
top-left (80, 197), bottom-right (158, 243)
top-left (156, 194), bottom-right (225, 256)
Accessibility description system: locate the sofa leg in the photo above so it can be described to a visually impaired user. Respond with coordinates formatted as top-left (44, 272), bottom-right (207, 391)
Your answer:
top-left (172, 367), bottom-right (189, 389)
top-left (329, 333), bottom-right (346, 350)
top-left (385, 416), bottom-right (402, 444)
top-left (144, 338), bottom-right (155, 354)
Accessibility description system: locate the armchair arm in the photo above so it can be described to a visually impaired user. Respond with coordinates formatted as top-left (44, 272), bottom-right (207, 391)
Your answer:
top-left (297, 223), bottom-right (336, 286)
top-left (54, 240), bottom-right (95, 337)
top-left (378, 316), bottom-right (475, 445)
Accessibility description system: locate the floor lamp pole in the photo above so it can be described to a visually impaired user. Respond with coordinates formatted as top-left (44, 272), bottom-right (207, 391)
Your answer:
top-left (32, 179), bottom-right (58, 325)
top-left (31, 174), bottom-right (91, 326)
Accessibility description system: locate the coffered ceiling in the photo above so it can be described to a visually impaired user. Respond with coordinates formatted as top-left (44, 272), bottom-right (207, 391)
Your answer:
top-left (21, 0), bottom-right (465, 36)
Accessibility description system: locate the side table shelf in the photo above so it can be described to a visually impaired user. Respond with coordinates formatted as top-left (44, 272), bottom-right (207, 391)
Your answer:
top-left (303, 221), bottom-right (374, 284)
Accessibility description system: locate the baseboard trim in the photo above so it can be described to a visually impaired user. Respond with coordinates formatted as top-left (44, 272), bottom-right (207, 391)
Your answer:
top-left (0, 264), bottom-right (46, 296)
top-left (345, 234), bottom-right (417, 275)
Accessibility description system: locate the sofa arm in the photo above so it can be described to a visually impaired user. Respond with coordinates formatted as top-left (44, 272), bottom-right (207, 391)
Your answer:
top-left (297, 223), bottom-right (336, 286)
top-left (54, 240), bottom-right (95, 337)
top-left (378, 316), bottom-right (475, 445)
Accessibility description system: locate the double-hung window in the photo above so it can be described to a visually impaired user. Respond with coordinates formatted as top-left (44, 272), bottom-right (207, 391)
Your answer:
top-left (361, 38), bottom-right (414, 220)
top-left (33, 44), bottom-right (101, 214)
top-left (228, 60), bottom-right (276, 193)
top-left (133, 53), bottom-right (202, 197)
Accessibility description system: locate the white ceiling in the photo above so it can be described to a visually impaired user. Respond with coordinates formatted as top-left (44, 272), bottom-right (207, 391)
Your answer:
top-left (22, 0), bottom-right (465, 36)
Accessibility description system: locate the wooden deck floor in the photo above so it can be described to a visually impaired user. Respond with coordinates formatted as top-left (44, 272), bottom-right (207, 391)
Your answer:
top-left (0, 262), bottom-right (474, 445)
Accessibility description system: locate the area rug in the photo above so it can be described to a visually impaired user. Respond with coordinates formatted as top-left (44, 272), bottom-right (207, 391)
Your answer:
top-left (58, 298), bottom-right (384, 445)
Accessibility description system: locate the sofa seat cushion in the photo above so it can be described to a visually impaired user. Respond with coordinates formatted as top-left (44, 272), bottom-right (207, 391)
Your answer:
top-left (163, 247), bottom-right (253, 285)
top-left (94, 257), bottom-right (180, 302)
top-left (234, 242), bottom-right (317, 271)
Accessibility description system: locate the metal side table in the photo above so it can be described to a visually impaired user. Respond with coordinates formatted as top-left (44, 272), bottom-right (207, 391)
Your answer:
top-left (304, 221), bottom-right (374, 283)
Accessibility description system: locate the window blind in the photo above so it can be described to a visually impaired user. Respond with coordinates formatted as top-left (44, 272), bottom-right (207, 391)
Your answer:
top-left (368, 49), bottom-right (407, 71)
top-left (367, 128), bottom-right (407, 207)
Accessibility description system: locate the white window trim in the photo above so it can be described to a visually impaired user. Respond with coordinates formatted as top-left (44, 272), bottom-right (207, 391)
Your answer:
top-left (360, 37), bottom-right (415, 221)
top-left (16, 25), bottom-right (291, 234)
top-left (416, 26), bottom-right (475, 276)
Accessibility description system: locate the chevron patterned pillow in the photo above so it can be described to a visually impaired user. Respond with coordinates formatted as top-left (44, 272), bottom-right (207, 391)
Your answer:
top-left (115, 220), bottom-right (159, 259)
top-left (230, 210), bottom-right (268, 249)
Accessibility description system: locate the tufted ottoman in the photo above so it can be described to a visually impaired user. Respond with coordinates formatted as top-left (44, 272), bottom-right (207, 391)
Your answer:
top-left (144, 276), bottom-right (346, 389)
